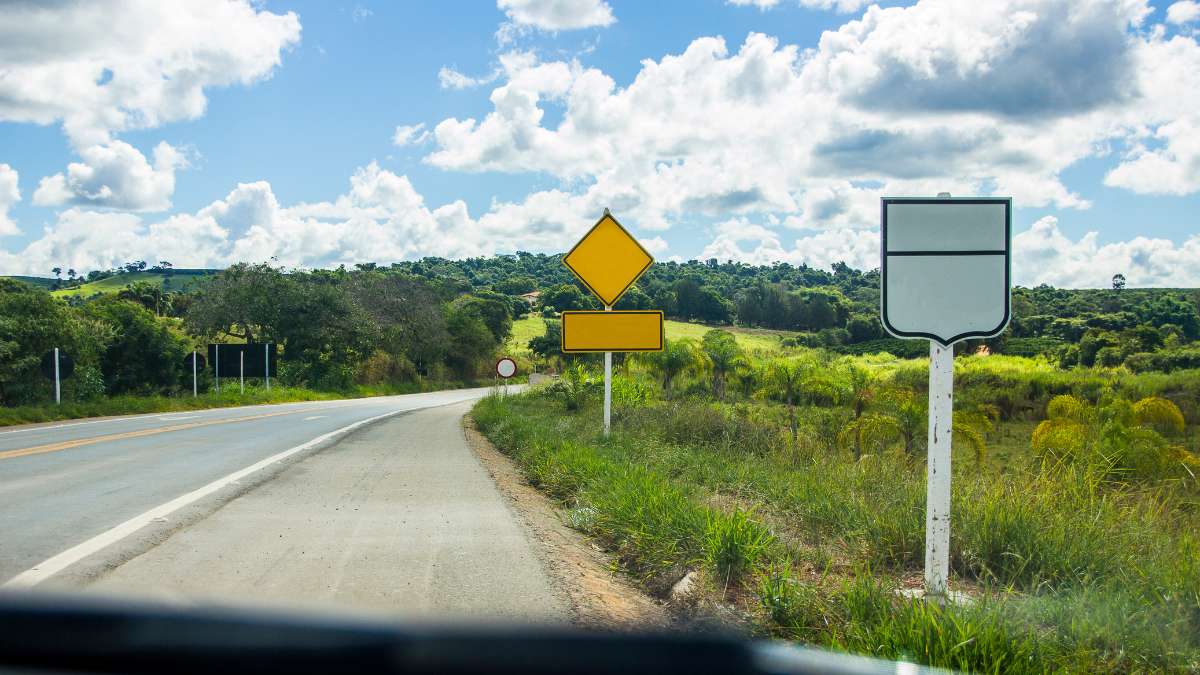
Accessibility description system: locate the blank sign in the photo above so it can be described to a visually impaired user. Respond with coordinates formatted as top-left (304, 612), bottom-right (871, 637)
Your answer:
top-left (881, 198), bottom-right (1011, 346)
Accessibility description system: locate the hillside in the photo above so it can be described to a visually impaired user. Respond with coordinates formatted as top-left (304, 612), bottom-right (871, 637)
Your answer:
top-left (49, 269), bottom-right (215, 298)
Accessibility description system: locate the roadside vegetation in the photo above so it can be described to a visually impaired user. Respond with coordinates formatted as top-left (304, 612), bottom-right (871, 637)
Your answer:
top-left (474, 334), bottom-right (1200, 672)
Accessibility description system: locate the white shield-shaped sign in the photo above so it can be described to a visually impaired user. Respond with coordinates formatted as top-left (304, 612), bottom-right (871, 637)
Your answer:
top-left (881, 197), bottom-right (1011, 346)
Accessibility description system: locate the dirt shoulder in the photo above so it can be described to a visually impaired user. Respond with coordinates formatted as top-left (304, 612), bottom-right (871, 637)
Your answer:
top-left (462, 415), bottom-right (669, 630)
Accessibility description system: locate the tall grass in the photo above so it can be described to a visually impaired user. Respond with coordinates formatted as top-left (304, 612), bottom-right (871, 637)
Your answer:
top-left (473, 390), bottom-right (1200, 672)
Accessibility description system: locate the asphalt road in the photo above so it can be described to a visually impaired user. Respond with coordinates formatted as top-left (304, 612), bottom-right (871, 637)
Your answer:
top-left (0, 387), bottom-right (549, 614)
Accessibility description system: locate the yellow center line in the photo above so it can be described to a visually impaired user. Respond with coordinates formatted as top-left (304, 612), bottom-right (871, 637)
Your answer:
top-left (0, 409), bottom-right (322, 462)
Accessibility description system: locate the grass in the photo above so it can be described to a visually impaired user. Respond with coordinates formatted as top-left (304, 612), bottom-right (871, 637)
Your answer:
top-left (50, 270), bottom-right (213, 298)
top-left (472, 379), bottom-right (1200, 672)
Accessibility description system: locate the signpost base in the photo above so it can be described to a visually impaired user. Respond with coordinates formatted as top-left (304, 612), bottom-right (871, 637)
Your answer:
top-left (924, 341), bottom-right (954, 599)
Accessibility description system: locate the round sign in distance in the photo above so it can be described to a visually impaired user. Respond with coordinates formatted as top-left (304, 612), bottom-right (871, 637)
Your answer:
top-left (495, 357), bottom-right (517, 379)
top-left (40, 351), bottom-right (75, 380)
top-left (184, 352), bottom-right (207, 370)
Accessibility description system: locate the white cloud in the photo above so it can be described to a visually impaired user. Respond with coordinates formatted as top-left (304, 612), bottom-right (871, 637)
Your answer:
top-left (351, 5), bottom-right (373, 22)
top-left (0, 0), bottom-right (301, 147)
top-left (497, 0), bottom-right (615, 30)
top-left (728, 0), bottom-right (871, 12)
top-left (1014, 216), bottom-right (1200, 288)
top-left (1167, 1), bottom-right (1200, 24)
top-left (32, 141), bottom-right (185, 212)
top-left (438, 66), bottom-right (500, 90)
top-left (392, 123), bottom-right (431, 147)
top-left (699, 218), bottom-right (879, 271)
top-left (0, 165), bottom-right (20, 236)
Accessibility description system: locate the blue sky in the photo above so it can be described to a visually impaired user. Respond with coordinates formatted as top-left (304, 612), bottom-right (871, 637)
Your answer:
top-left (0, 0), bottom-right (1198, 287)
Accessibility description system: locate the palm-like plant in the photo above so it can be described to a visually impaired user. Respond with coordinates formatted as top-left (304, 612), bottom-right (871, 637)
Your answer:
top-left (638, 338), bottom-right (704, 399)
top-left (701, 329), bottom-right (747, 401)
top-left (839, 364), bottom-right (879, 460)
top-left (759, 357), bottom-right (808, 444)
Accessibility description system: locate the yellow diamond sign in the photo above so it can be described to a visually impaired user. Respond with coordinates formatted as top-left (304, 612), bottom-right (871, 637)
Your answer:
top-left (563, 213), bottom-right (653, 307)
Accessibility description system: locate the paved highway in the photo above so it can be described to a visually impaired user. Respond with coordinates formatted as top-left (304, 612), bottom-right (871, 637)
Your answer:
top-left (0, 388), bottom-right (517, 595)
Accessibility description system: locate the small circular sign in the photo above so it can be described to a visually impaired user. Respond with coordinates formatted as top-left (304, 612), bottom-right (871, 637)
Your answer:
top-left (184, 352), bottom-right (207, 370)
top-left (40, 350), bottom-right (74, 380)
top-left (495, 357), bottom-right (517, 379)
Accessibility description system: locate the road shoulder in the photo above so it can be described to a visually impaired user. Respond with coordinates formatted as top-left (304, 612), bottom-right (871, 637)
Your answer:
top-left (462, 415), bottom-right (668, 630)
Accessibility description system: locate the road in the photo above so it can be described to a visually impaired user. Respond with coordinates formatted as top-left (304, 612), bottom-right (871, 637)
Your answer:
top-left (0, 388), bottom-right (566, 620)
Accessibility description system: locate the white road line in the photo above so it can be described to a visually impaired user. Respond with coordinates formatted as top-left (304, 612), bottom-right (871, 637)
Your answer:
top-left (157, 415), bottom-right (200, 421)
top-left (303, 416), bottom-right (326, 421)
top-left (1, 407), bottom-right (412, 589)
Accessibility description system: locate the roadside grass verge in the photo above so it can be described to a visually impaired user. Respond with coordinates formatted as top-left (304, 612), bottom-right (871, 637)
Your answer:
top-left (0, 380), bottom-right (478, 427)
top-left (472, 391), bottom-right (1200, 673)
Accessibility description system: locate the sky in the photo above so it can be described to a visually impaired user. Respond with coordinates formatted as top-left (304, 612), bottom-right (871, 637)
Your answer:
top-left (0, 0), bottom-right (1199, 288)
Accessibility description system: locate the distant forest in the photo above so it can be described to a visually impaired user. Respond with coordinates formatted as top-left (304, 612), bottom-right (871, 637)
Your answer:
top-left (3, 252), bottom-right (1199, 406)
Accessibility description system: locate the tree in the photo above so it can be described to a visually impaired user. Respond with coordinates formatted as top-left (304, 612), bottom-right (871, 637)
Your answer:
top-left (51, 267), bottom-right (62, 279)
top-left (540, 283), bottom-right (592, 312)
top-left (1112, 273), bottom-right (1126, 290)
top-left (444, 300), bottom-right (499, 377)
top-left (528, 320), bottom-right (562, 361)
top-left (118, 281), bottom-right (168, 316)
top-left (701, 329), bottom-right (746, 401)
top-left (83, 297), bottom-right (189, 394)
top-left (639, 338), bottom-right (704, 399)
top-left (185, 263), bottom-right (290, 344)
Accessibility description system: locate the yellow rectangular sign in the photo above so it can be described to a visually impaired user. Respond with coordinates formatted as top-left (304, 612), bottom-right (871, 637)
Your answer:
top-left (560, 310), bottom-right (664, 353)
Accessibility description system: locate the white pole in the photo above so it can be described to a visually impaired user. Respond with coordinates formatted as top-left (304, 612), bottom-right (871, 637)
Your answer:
top-left (215, 344), bottom-right (220, 393)
top-left (925, 341), bottom-right (954, 598)
top-left (265, 343), bottom-right (270, 391)
top-left (603, 304), bottom-right (612, 436)
top-left (240, 350), bottom-right (244, 395)
top-left (53, 347), bottom-right (61, 405)
top-left (192, 350), bottom-right (197, 398)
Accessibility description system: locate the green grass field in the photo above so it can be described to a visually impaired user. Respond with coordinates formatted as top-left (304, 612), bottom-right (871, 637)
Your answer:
top-left (506, 315), bottom-right (786, 355)
top-left (49, 270), bottom-right (213, 298)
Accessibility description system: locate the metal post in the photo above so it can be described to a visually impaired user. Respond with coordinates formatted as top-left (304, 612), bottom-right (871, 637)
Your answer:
top-left (215, 344), bottom-right (220, 393)
top-left (603, 304), bottom-right (612, 436)
top-left (53, 347), bottom-right (61, 405)
top-left (192, 350), bottom-right (197, 398)
top-left (265, 343), bottom-right (270, 392)
top-left (925, 341), bottom-right (954, 598)
top-left (240, 350), bottom-right (244, 395)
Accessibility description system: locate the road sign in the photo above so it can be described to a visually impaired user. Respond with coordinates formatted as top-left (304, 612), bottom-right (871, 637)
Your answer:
top-left (40, 350), bottom-right (73, 380)
top-left (207, 344), bottom-right (277, 378)
top-left (496, 357), bottom-right (517, 379)
top-left (879, 194), bottom-right (1012, 602)
top-left (562, 212), bottom-right (654, 307)
top-left (184, 352), bottom-right (207, 370)
top-left (881, 197), bottom-right (1011, 346)
top-left (560, 311), bottom-right (664, 353)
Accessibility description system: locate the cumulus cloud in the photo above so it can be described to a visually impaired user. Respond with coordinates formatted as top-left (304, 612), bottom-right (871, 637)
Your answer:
top-left (0, 165), bottom-right (19, 236)
top-left (0, 163), bottom-right (624, 274)
top-left (698, 218), bottom-right (880, 271)
top-left (0, 0), bottom-right (300, 147)
top-left (32, 141), bottom-right (185, 212)
top-left (497, 0), bottom-right (615, 31)
top-left (1167, 1), bottom-right (1200, 24)
top-left (1014, 216), bottom-right (1200, 288)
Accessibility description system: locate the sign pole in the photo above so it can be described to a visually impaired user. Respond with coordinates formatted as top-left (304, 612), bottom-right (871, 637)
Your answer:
top-left (240, 350), bottom-right (245, 395)
top-left (925, 341), bottom-right (954, 599)
top-left (192, 350), bottom-right (198, 398)
top-left (265, 344), bottom-right (270, 392)
top-left (603, 304), bottom-right (612, 436)
top-left (53, 347), bottom-right (61, 405)
top-left (215, 344), bottom-right (220, 393)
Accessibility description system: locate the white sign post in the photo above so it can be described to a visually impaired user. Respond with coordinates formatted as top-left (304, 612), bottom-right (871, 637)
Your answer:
top-left (240, 350), bottom-right (245, 395)
top-left (192, 350), bottom-right (198, 398)
top-left (53, 347), bottom-right (60, 405)
top-left (265, 343), bottom-right (271, 392)
top-left (880, 195), bottom-right (1011, 600)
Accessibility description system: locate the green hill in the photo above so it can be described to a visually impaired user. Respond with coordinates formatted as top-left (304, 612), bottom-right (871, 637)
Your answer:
top-left (49, 269), bottom-right (215, 298)
top-left (4, 275), bottom-right (57, 289)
